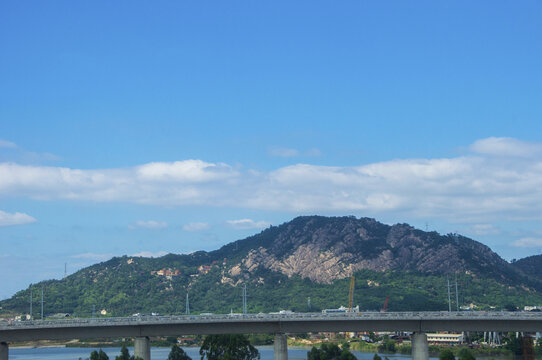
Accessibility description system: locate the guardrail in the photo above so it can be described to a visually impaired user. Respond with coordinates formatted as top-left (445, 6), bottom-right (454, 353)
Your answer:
top-left (2, 311), bottom-right (542, 330)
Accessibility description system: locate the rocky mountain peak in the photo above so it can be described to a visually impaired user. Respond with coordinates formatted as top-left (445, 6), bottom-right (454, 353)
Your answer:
top-left (223, 215), bottom-right (517, 284)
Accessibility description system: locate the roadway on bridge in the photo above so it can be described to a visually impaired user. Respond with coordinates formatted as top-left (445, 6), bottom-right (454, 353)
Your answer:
top-left (2, 312), bottom-right (542, 342)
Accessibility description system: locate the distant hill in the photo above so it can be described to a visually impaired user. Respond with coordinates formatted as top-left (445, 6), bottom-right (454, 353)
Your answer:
top-left (513, 255), bottom-right (542, 280)
top-left (2, 216), bottom-right (542, 317)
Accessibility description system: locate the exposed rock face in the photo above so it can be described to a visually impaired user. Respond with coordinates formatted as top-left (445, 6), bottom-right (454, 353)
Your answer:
top-left (226, 216), bottom-right (517, 284)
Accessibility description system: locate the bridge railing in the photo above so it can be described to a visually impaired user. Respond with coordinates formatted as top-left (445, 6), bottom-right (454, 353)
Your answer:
top-left (2, 311), bottom-right (542, 330)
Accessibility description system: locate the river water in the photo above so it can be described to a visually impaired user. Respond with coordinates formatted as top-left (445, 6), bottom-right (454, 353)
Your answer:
top-left (8, 346), bottom-right (442, 360)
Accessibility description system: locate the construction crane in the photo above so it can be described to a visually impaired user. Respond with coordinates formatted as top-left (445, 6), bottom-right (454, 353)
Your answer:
top-left (348, 276), bottom-right (355, 312)
top-left (381, 296), bottom-right (390, 312)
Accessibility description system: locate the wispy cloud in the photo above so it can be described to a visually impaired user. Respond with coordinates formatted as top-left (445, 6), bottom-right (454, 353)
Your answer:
top-left (2, 138), bottom-right (542, 224)
top-left (71, 252), bottom-right (114, 261)
top-left (268, 147), bottom-right (300, 158)
top-left (511, 237), bottom-right (542, 248)
top-left (268, 147), bottom-right (322, 158)
top-left (470, 137), bottom-right (542, 158)
top-left (0, 139), bottom-right (17, 148)
top-left (131, 220), bottom-right (168, 229)
top-left (0, 139), bottom-right (60, 163)
top-left (468, 224), bottom-right (501, 236)
top-left (304, 148), bottom-right (322, 157)
top-left (226, 219), bottom-right (271, 230)
top-left (0, 210), bottom-right (36, 227)
top-left (183, 222), bottom-right (210, 231)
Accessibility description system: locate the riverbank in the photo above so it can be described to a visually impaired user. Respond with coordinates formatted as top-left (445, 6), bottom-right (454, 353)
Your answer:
top-left (290, 339), bottom-right (515, 358)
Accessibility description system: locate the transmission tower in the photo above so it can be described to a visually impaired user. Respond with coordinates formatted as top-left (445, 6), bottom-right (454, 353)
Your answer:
top-left (41, 286), bottom-right (44, 320)
top-left (447, 276), bottom-right (452, 312)
top-left (243, 284), bottom-right (247, 314)
top-left (186, 293), bottom-right (190, 315)
top-left (29, 289), bottom-right (33, 320)
top-left (455, 274), bottom-right (459, 311)
top-left (446, 274), bottom-right (461, 311)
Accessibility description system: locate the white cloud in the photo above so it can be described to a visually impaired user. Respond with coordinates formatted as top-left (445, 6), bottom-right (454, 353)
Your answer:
top-left (511, 237), bottom-right (542, 248)
top-left (470, 137), bottom-right (542, 158)
top-left (137, 160), bottom-right (235, 182)
top-left (268, 147), bottom-right (300, 158)
top-left (132, 220), bottom-right (168, 229)
top-left (0, 210), bottom-right (36, 227)
top-left (0, 160), bottom-right (238, 205)
top-left (131, 251), bottom-right (168, 258)
top-left (226, 219), bottom-right (271, 230)
top-left (0, 139), bottom-right (17, 148)
top-left (2, 138), bottom-right (542, 224)
top-left (183, 222), bottom-right (210, 231)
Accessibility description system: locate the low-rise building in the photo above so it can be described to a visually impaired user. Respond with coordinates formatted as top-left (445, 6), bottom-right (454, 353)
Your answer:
top-left (427, 332), bottom-right (463, 344)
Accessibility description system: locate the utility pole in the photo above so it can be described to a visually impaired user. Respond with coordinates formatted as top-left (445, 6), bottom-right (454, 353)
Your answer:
top-left (447, 276), bottom-right (452, 312)
top-left (185, 293), bottom-right (190, 315)
top-left (41, 286), bottom-right (44, 320)
top-left (307, 297), bottom-right (311, 312)
top-left (29, 289), bottom-right (33, 320)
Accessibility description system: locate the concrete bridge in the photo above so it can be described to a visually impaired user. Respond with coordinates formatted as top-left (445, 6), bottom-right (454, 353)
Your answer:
top-left (1, 311), bottom-right (541, 360)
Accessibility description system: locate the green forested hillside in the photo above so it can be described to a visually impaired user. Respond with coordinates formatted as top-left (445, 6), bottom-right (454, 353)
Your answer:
top-left (3, 263), bottom-right (542, 318)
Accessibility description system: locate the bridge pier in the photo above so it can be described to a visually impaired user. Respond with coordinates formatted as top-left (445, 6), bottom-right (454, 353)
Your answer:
top-left (134, 336), bottom-right (150, 360)
top-left (0, 342), bottom-right (7, 360)
top-left (412, 332), bottom-right (429, 360)
top-left (274, 333), bottom-right (288, 360)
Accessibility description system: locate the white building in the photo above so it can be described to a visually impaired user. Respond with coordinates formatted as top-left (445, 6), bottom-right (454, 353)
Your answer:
top-left (427, 333), bottom-right (463, 344)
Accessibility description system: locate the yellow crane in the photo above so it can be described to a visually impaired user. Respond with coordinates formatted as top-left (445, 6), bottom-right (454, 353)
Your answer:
top-left (348, 276), bottom-right (355, 312)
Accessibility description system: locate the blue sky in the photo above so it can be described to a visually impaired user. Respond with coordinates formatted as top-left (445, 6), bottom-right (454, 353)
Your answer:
top-left (1, 1), bottom-right (542, 300)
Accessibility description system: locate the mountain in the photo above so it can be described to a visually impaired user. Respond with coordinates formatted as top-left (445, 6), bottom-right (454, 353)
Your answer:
top-left (512, 255), bottom-right (542, 280)
top-left (216, 216), bottom-right (518, 284)
top-left (2, 215), bottom-right (542, 317)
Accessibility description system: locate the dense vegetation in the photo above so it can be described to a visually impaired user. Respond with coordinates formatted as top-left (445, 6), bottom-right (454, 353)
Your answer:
top-left (199, 334), bottom-right (259, 360)
top-left (307, 343), bottom-right (356, 360)
top-left (168, 344), bottom-right (191, 360)
top-left (3, 265), bottom-right (542, 318)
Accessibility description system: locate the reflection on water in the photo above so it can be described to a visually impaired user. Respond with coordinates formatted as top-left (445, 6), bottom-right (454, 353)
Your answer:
top-left (9, 346), bottom-right (444, 360)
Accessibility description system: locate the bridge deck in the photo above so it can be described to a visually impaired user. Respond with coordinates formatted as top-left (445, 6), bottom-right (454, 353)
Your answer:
top-left (1, 312), bottom-right (541, 342)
